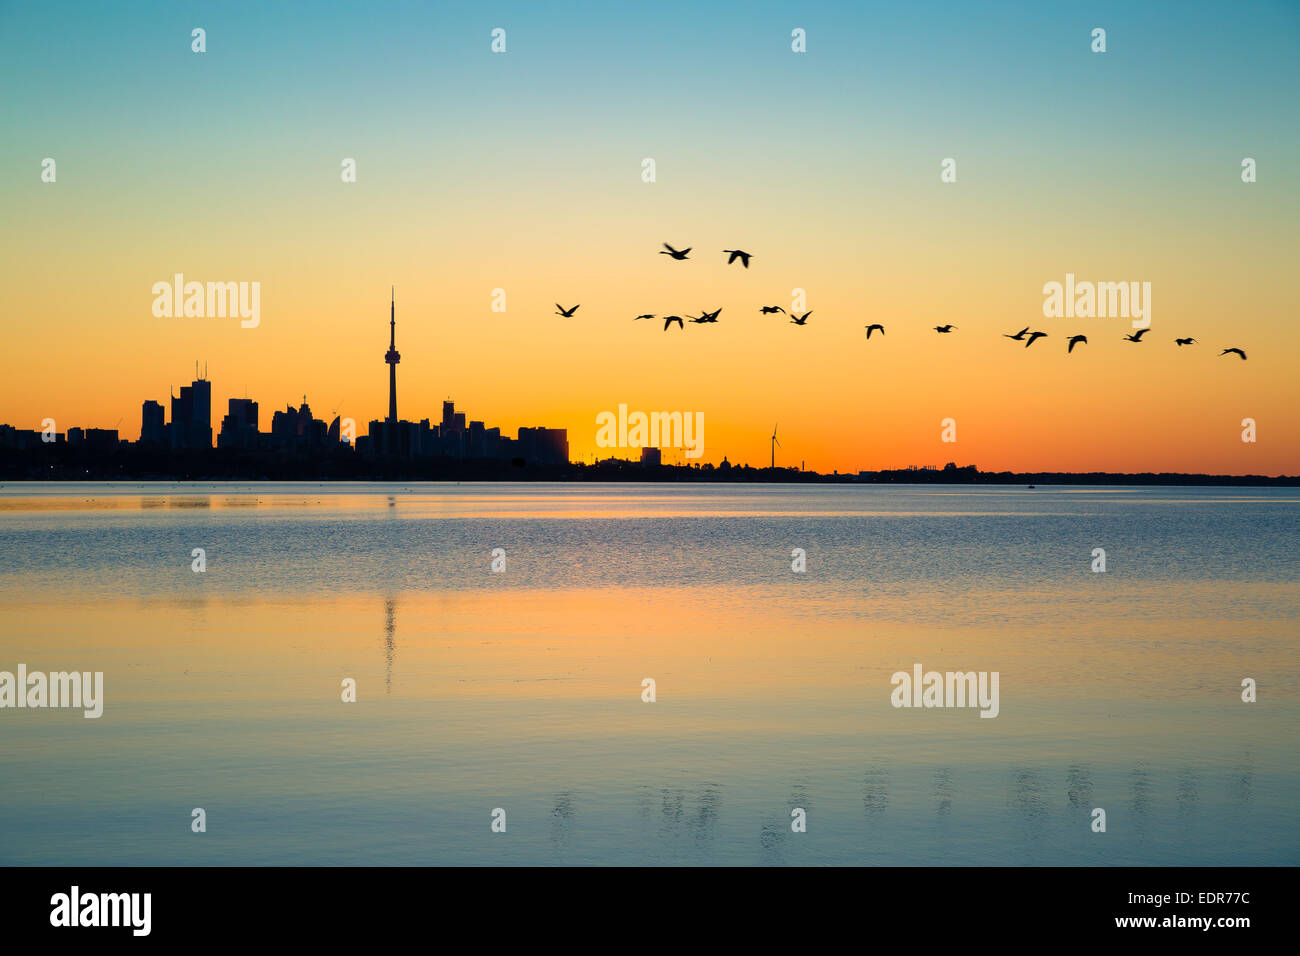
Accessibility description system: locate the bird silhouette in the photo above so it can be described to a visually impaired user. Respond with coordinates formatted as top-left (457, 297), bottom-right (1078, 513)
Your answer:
top-left (1220, 348), bottom-right (1247, 360)
top-left (1123, 329), bottom-right (1148, 342)
top-left (1067, 334), bottom-right (1087, 353)
top-left (1024, 331), bottom-right (1047, 347)
top-left (697, 307), bottom-right (722, 322)
top-left (790, 311), bottom-right (812, 325)
top-left (1175, 337), bottom-right (1196, 346)
top-left (723, 249), bottom-right (752, 268)
top-left (864, 323), bottom-right (885, 339)
top-left (759, 306), bottom-right (786, 315)
top-left (555, 303), bottom-right (580, 317)
top-left (1004, 327), bottom-right (1030, 340)
top-left (934, 324), bottom-right (956, 333)
top-left (663, 315), bottom-right (684, 331)
top-left (633, 313), bottom-right (655, 321)
top-left (660, 243), bottom-right (691, 260)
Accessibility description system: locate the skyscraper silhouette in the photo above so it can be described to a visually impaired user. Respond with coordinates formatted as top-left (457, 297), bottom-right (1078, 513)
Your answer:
top-left (168, 366), bottom-right (212, 450)
top-left (139, 400), bottom-right (164, 445)
top-left (385, 288), bottom-right (400, 425)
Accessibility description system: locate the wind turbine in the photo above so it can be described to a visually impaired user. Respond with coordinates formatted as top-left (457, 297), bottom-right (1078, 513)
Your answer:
top-left (770, 423), bottom-right (781, 469)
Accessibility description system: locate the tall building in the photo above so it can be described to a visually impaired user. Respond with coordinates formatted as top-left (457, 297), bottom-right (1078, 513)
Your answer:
top-left (518, 427), bottom-right (569, 466)
top-left (140, 400), bottom-right (165, 445)
top-left (385, 289), bottom-right (400, 425)
top-left (271, 399), bottom-right (326, 450)
top-left (168, 368), bottom-right (212, 450)
top-left (381, 289), bottom-right (402, 457)
top-left (217, 398), bottom-right (259, 449)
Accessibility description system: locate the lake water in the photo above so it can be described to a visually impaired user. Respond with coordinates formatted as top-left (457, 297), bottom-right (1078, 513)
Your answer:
top-left (1, 482), bottom-right (1297, 865)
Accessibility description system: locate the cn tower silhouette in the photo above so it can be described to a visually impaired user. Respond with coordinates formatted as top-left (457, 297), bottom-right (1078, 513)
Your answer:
top-left (385, 287), bottom-right (400, 424)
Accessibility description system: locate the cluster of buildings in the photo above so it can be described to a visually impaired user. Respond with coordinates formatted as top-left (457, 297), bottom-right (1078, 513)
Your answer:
top-left (0, 424), bottom-right (124, 451)
top-left (358, 402), bottom-right (566, 464)
top-left (353, 292), bottom-right (567, 465)
top-left (0, 294), bottom-right (569, 468)
top-left (137, 367), bottom-right (346, 454)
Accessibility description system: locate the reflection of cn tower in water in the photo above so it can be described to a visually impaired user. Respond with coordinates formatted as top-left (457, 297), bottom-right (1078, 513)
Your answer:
top-left (383, 596), bottom-right (396, 693)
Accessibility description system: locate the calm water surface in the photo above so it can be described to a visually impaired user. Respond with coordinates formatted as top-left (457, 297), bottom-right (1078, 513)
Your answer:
top-left (1, 482), bottom-right (1297, 865)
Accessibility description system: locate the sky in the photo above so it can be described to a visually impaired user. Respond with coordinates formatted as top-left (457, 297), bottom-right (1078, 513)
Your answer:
top-left (1, 0), bottom-right (1298, 474)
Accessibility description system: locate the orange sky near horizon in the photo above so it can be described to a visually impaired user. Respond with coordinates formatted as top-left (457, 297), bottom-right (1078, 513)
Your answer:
top-left (2, 172), bottom-right (1296, 475)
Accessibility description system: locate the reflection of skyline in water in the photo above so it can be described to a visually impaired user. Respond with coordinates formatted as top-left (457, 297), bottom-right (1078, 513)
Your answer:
top-left (759, 820), bottom-right (785, 864)
top-left (935, 768), bottom-right (954, 817)
top-left (1067, 764), bottom-right (1092, 810)
top-left (1007, 767), bottom-right (1049, 846)
top-left (550, 791), bottom-right (575, 850)
top-left (1232, 750), bottom-right (1255, 806)
top-left (0, 485), bottom-right (1295, 866)
top-left (632, 785), bottom-right (725, 857)
top-left (1129, 765), bottom-right (1153, 844)
top-left (383, 595), bottom-right (396, 693)
top-left (864, 767), bottom-right (889, 817)
top-left (602, 758), bottom-right (1264, 864)
top-left (1177, 768), bottom-right (1200, 814)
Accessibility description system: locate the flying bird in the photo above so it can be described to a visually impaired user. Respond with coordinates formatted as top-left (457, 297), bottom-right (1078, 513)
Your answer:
top-left (723, 249), bottom-right (753, 268)
top-left (1122, 329), bottom-right (1148, 342)
top-left (934, 324), bottom-right (957, 333)
top-left (1220, 348), bottom-right (1247, 360)
top-left (697, 307), bottom-right (722, 323)
top-left (790, 311), bottom-right (812, 325)
top-left (634, 314), bottom-right (655, 321)
top-left (1175, 337), bottom-right (1196, 346)
top-left (1004, 327), bottom-right (1030, 340)
top-left (660, 243), bottom-right (691, 260)
top-left (864, 324), bottom-right (885, 339)
top-left (555, 303), bottom-right (580, 317)
top-left (662, 315), bottom-right (684, 331)
top-left (1024, 331), bottom-right (1047, 347)
top-left (1067, 334), bottom-right (1088, 353)
top-left (759, 306), bottom-right (786, 315)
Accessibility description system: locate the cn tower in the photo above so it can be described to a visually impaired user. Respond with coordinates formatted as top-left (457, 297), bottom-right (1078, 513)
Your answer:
top-left (385, 287), bottom-right (400, 424)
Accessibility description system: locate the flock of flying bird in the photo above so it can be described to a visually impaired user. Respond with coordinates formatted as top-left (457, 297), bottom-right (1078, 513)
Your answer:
top-left (551, 244), bottom-right (1248, 358)
top-left (979, 325), bottom-right (1246, 358)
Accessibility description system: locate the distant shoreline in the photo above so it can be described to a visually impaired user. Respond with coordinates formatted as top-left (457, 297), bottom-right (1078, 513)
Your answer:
top-left (1, 449), bottom-right (1296, 487)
